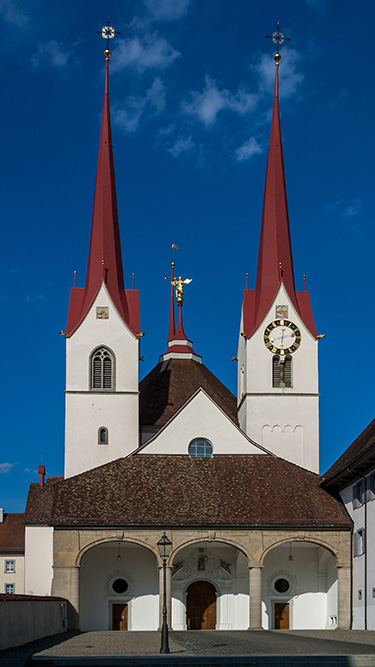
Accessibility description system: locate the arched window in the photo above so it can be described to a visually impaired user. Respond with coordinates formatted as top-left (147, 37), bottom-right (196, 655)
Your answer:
top-left (188, 438), bottom-right (213, 458)
top-left (91, 347), bottom-right (114, 389)
top-left (273, 355), bottom-right (292, 388)
top-left (98, 427), bottom-right (108, 445)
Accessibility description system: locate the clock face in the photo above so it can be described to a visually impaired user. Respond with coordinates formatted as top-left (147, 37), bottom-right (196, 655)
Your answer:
top-left (263, 319), bottom-right (301, 355)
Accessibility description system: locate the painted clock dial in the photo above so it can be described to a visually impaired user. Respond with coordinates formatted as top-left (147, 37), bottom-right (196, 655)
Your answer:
top-left (263, 319), bottom-right (301, 355)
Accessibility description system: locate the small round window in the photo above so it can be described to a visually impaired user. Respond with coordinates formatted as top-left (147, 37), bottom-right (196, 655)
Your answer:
top-left (188, 438), bottom-right (213, 458)
top-left (274, 578), bottom-right (290, 594)
top-left (112, 578), bottom-right (128, 594)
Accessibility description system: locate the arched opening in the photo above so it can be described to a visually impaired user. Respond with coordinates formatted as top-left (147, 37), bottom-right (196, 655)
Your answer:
top-left (187, 581), bottom-right (216, 630)
top-left (90, 347), bottom-right (115, 390)
top-left (171, 540), bottom-right (248, 630)
top-left (79, 540), bottom-right (158, 631)
top-left (261, 540), bottom-right (338, 630)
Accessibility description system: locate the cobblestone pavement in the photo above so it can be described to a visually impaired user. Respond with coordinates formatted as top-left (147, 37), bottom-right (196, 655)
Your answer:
top-left (3, 630), bottom-right (375, 667)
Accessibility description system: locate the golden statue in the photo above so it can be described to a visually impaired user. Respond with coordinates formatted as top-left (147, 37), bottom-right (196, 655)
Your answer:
top-left (172, 276), bottom-right (192, 303)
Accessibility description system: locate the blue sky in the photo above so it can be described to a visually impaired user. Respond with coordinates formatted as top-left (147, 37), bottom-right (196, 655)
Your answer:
top-left (1, 0), bottom-right (374, 511)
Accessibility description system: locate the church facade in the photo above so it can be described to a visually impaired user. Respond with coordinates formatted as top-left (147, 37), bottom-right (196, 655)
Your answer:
top-left (24, 46), bottom-right (352, 632)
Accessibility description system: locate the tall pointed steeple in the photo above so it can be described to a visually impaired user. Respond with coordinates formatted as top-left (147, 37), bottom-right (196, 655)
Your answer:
top-left (160, 268), bottom-right (201, 362)
top-left (65, 52), bottom-right (139, 337)
top-left (242, 55), bottom-right (316, 338)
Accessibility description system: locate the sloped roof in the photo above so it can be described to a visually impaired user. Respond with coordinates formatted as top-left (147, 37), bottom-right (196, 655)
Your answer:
top-left (139, 358), bottom-right (238, 427)
top-left (0, 513), bottom-right (25, 553)
top-left (24, 455), bottom-right (350, 529)
top-left (323, 417), bottom-right (375, 487)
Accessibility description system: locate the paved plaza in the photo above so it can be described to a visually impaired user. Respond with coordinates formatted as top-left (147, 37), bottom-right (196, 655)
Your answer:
top-left (3, 631), bottom-right (375, 667)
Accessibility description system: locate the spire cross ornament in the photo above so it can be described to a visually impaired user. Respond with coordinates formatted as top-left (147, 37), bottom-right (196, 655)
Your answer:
top-left (95, 16), bottom-right (121, 59)
top-left (266, 20), bottom-right (291, 64)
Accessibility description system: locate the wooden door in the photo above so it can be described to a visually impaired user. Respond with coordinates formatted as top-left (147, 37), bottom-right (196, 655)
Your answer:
top-left (186, 581), bottom-right (216, 630)
top-left (112, 603), bottom-right (128, 631)
top-left (274, 602), bottom-right (289, 629)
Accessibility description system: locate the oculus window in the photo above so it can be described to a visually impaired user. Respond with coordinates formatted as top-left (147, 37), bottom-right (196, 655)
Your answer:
top-left (189, 438), bottom-right (213, 458)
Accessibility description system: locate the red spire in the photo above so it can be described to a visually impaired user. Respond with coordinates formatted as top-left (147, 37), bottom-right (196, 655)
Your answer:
top-left (168, 262), bottom-right (176, 341)
top-left (242, 61), bottom-right (317, 339)
top-left (255, 64), bottom-right (297, 318)
top-left (160, 273), bottom-right (201, 363)
top-left (65, 57), bottom-right (140, 337)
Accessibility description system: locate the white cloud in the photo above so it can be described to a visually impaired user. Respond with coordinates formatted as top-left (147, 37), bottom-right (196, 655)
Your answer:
top-left (235, 136), bottom-right (263, 162)
top-left (32, 40), bottom-right (73, 69)
top-left (342, 199), bottom-right (362, 218)
top-left (112, 33), bottom-right (180, 74)
top-left (113, 77), bottom-right (166, 133)
top-left (167, 135), bottom-right (195, 158)
top-left (144, 0), bottom-right (192, 21)
top-left (182, 75), bottom-right (258, 127)
top-left (253, 48), bottom-right (304, 100)
top-left (0, 462), bottom-right (15, 474)
top-left (0, 0), bottom-right (29, 28)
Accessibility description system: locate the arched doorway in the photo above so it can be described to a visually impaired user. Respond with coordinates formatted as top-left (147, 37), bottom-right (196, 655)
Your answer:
top-left (261, 541), bottom-right (338, 630)
top-left (187, 581), bottom-right (216, 630)
top-left (79, 541), bottom-right (159, 631)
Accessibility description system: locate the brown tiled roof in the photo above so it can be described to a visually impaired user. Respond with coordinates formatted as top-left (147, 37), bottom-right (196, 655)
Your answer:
top-left (139, 358), bottom-right (238, 427)
top-left (323, 418), bottom-right (375, 484)
top-left (0, 514), bottom-right (25, 553)
top-left (24, 455), bottom-right (350, 529)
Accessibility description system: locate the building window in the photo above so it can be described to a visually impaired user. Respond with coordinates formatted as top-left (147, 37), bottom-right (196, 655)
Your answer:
top-left (274, 577), bottom-right (291, 594)
top-left (188, 438), bottom-right (213, 458)
top-left (5, 560), bottom-right (15, 573)
top-left (354, 528), bottom-right (365, 557)
top-left (98, 427), bottom-right (109, 445)
top-left (5, 583), bottom-right (14, 594)
top-left (353, 481), bottom-right (364, 509)
top-left (272, 355), bottom-right (292, 388)
top-left (112, 578), bottom-right (128, 594)
top-left (91, 347), bottom-right (114, 390)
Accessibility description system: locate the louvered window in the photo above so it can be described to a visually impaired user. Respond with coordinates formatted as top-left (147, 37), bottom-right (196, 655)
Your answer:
top-left (273, 355), bottom-right (292, 388)
top-left (91, 347), bottom-right (114, 390)
top-left (273, 356), bottom-right (281, 387)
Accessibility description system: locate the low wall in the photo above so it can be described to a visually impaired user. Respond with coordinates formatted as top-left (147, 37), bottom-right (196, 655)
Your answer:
top-left (0, 594), bottom-right (68, 650)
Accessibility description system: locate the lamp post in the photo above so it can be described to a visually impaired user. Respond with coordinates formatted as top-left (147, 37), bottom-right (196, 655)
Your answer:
top-left (157, 531), bottom-right (172, 654)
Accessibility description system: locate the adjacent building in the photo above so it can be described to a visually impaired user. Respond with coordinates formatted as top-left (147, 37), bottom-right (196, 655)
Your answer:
top-left (0, 510), bottom-right (25, 595)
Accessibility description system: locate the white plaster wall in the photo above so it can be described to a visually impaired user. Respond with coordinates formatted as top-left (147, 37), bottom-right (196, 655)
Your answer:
top-left (138, 390), bottom-right (265, 456)
top-left (0, 554), bottom-right (24, 594)
top-left (262, 543), bottom-right (336, 630)
top-left (340, 477), bottom-right (375, 630)
top-left (80, 543), bottom-right (158, 631)
top-left (24, 527), bottom-right (53, 596)
top-left (237, 284), bottom-right (319, 472)
top-left (65, 393), bottom-right (138, 478)
top-left (66, 284), bottom-right (138, 392)
top-left (65, 283), bottom-right (139, 477)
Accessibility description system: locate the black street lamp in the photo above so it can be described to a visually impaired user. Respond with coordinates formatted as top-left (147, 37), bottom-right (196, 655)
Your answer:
top-left (157, 531), bottom-right (172, 654)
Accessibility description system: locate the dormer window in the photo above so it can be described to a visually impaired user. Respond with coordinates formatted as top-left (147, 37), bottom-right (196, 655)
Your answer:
top-left (91, 347), bottom-right (114, 390)
top-left (188, 438), bottom-right (213, 458)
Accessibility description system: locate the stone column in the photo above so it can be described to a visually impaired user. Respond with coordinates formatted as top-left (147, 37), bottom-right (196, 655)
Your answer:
top-left (52, 566), bottom-right (80, 629)
top-left (337, 565), bottom-right (351, 630)
top-left (158, 565), bottom-right (173, 630)
top-left (249, 566), bottom-right (263, 630)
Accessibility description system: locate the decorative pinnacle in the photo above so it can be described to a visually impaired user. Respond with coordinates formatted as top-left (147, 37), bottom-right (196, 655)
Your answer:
top-left (266, 20), bottom-right (291, 64)
top-left (96, 15), bottom-right (122, 60)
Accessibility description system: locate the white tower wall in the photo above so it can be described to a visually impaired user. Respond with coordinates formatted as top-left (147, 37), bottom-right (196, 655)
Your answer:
top-left (64, 283), bottom-right (139, 478)
top-left (238, 284), bottom-right (319, 472)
